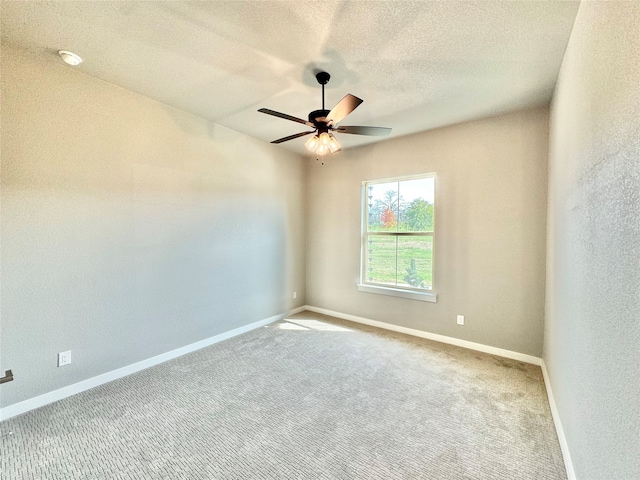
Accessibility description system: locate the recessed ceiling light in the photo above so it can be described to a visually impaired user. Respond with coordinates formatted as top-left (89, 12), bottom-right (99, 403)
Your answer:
top-left (58, 50), bottom-right (82, 66)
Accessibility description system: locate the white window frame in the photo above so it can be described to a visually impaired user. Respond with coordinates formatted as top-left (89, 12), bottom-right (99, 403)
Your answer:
top-left (357, 173), bottom-right (437, 303)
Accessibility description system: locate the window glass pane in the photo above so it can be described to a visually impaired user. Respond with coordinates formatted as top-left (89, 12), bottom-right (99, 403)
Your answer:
top-left (366, 182), bottom-right (399, 232)
top-left (398, 177), bottom-right (435, 232)
top-left (396, 236), bottom-right (433, 289)
top-left (365, 235), bottom-right (397, 286)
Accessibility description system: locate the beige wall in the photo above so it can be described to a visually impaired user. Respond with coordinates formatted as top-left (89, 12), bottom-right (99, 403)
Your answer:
top-left (0, 45), bottom-right (306, 407)
top-left (545, 2), bottom-right (640, 478)
top-left (306, 107), bottom-right (549, 357)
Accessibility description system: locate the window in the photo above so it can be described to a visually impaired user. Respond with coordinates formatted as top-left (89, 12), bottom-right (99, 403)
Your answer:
top-left (359, 173), bottom-right (436, 302)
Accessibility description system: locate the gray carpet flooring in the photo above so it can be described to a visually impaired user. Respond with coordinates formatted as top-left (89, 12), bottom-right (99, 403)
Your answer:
top-left (1, 311), bottom-right (566, 479)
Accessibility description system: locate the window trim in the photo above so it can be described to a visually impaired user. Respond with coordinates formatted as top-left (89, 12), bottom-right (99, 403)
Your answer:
top-left (357, 283), bottom-right (437, 302)
top-left (360, 173), bottom-right (437, 302)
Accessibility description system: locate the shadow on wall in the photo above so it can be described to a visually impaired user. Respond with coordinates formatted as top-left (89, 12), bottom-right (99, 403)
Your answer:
top-left (129, 193), bottom-right (288, 340)
top-left (0, 185), bottom-right (288, 406)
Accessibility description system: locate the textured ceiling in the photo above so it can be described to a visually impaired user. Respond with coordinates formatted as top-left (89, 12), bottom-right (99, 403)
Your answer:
top-left (1, 1), bottom-right (580, 154)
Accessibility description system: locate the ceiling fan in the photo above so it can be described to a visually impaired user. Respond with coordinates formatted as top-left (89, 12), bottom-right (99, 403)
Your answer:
top-left (258, 71), bottom-right (391, 156)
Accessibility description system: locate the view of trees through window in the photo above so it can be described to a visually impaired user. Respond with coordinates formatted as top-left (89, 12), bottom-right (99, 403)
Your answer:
top-left (364, 175), bottom-right (435, 290)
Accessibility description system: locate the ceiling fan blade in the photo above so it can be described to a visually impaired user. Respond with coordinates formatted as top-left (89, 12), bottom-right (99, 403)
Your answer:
top-left (258, 108), bottom-right (315, 128)
top-left (327, 94), bottom-right (363, 125)
top-left (335, 126), bottom-right (392, 136)
top-left (271, 130), bottom-right (316, 144)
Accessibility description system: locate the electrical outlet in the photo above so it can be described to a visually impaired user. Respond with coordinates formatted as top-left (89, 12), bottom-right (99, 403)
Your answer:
top-left (58, 351), bottom-right (72, 367)
top-left (457, 315), bottom-right (465, 326)
top-left (293, 291), bottom-right (297, 299)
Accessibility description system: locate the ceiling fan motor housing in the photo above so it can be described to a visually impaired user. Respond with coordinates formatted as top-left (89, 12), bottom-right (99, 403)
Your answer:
top-left (309, 109), bottom-right (330, 126)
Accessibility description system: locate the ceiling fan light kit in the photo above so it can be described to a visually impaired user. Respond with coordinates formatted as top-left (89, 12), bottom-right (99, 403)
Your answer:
top-left (306, 131), bottom-right (341, 154)
top-left (258, 71), bottom-right (391, 157)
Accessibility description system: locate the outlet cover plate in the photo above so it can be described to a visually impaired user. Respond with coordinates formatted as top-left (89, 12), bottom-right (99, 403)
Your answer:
top-left (58, 351), bottom-right (71, 367)
top-left (457, 315), bottom-right (465, 325)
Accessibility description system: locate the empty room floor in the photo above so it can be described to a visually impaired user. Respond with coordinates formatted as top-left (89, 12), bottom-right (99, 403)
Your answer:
top-left (1, 311), bottom-right (565, 479)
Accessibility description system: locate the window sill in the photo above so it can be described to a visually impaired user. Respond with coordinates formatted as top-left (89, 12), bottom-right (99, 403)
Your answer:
top-left (357, 284), bottom-right (437, 303)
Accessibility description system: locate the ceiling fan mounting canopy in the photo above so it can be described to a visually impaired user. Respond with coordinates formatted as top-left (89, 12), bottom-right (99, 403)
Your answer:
top-left (315, 71), bottom-right (331, 85)
top-left (257, 70), bottom-right (391, 153)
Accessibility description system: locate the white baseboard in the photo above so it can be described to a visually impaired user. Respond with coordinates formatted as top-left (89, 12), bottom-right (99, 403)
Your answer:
top-left (287, 305), bottom-right (306, 315)
top-left (0, 310), bottom-right (292, 421)
top-left (303, 305), bottom-right (542, 365)
top-left (541, 359), bottom-right (576, 480)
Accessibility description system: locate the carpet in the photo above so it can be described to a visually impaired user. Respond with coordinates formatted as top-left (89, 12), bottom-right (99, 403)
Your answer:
top-left (1, 311), bottom-right (566, 479)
